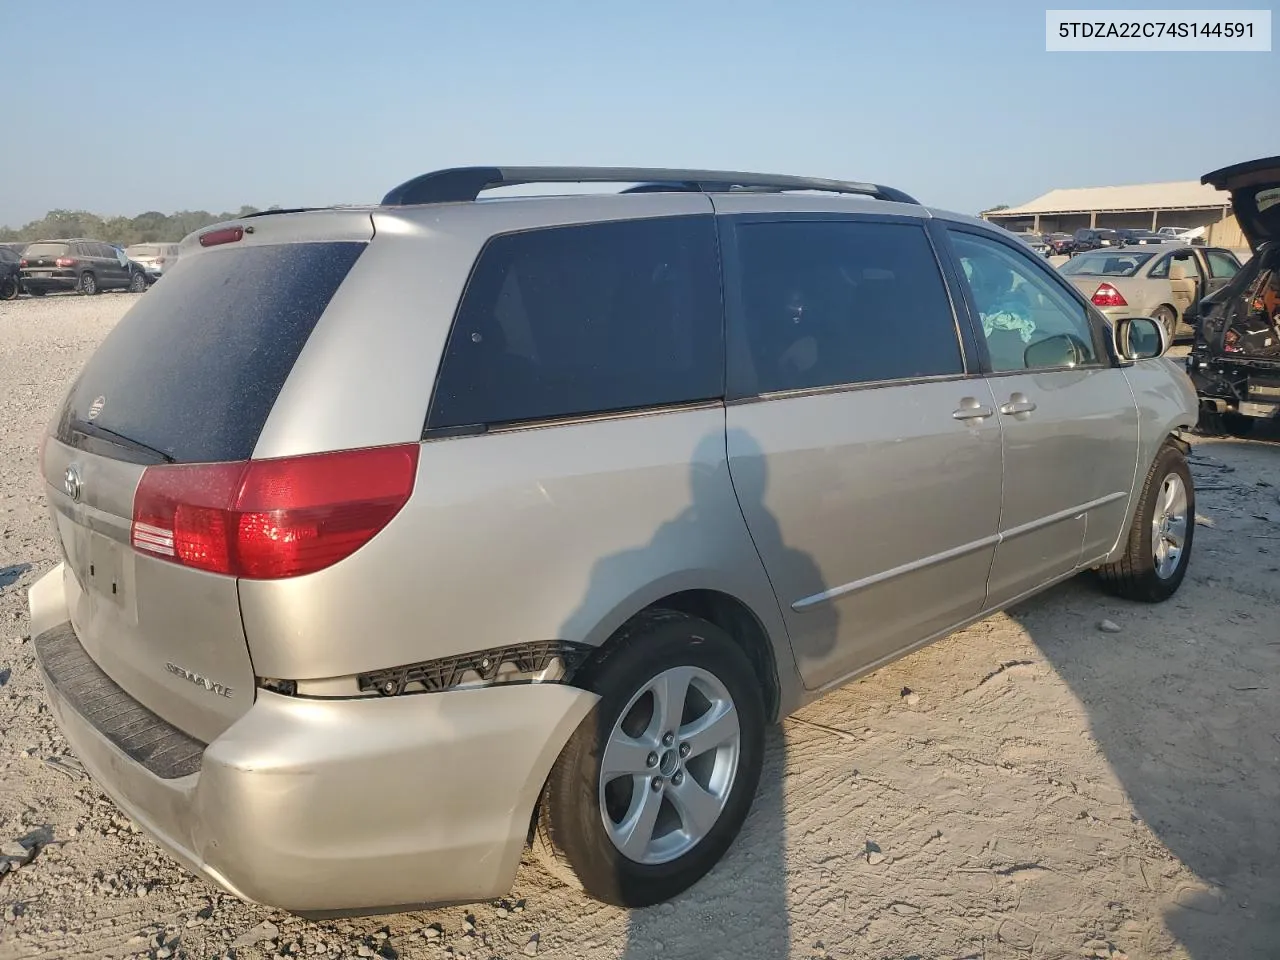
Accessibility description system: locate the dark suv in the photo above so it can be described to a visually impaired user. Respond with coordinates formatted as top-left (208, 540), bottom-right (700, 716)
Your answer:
top-left (1071, 228), bottom-right (1120, 254)
top-left (20, 239), bottom-right (148, 296)
top-left (0, 245), bottom-right (22, 300)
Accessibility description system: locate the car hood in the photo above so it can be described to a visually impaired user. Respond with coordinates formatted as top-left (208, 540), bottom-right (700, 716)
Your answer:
top-left (1203, 156), bottom-right (1280, 251)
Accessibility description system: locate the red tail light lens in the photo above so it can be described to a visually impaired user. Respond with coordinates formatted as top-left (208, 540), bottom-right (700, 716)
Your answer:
top-left (131, 444), bottom-right (420, 579)
top-left (199, 226), bottom-right (244, 247)
top-left (1091, 283), bottom-right (1128, 307)
top-left (55, 257), bottom-right (77, 268)
top-left (18, 258), bottom-right (27, 267)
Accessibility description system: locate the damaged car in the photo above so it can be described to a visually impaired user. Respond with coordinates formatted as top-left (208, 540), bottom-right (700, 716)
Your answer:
top-left (1187, 156), bottom-right (1280, 436)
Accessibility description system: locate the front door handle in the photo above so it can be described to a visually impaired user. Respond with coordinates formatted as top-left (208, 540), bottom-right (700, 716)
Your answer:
top-left (952, 397), bottom-right (994, 421)
top-left (999, 393), bottom-right (1037, 416)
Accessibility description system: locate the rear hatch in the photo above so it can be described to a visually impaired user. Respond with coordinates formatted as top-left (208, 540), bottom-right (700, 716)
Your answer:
top-left (41, 219), bottom-right (373, 743)
top-left (21, 241), bottom-right (74, 278)
top-left (1203, 156), bottom-right (1280, 252)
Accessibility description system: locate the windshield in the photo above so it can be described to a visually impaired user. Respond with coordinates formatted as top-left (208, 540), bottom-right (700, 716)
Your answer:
top-left (1059, 252), bottom-right (1155, 277)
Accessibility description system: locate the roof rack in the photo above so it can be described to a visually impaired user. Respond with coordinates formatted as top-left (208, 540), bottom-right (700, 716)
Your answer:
top-left (380, 166), bottom-right (919, 207)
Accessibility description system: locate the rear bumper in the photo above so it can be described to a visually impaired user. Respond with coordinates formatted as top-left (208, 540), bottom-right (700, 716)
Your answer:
top-left (20, 275), bottom-right (77, 292)
top-left (28, 564), bottom-right (598, 914)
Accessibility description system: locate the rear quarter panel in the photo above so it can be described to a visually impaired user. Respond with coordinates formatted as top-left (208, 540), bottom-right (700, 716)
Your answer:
top-left (238, 408), bottom-right (797, 706)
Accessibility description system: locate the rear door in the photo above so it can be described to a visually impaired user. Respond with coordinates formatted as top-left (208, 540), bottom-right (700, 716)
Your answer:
top-left (719, 206), bottom-right (1003, 689)
top-left (42, 227), bottom-right (372, 742)
top-left (1202, 248), bottom-right (1243, 299)
top-left (942, 225), bottom-right (1139, 608)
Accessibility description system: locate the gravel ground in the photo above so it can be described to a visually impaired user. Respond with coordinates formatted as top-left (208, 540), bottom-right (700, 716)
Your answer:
top-left (1, 293), bottom-right (1278, 960)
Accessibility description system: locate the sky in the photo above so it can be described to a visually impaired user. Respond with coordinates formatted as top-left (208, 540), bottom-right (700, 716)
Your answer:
top-left (1, 0), bottom-right (1275, 227)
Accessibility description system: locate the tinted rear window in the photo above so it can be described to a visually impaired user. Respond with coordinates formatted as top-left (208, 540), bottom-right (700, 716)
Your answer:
top-left (127, 245), bottom-right (161, 257)
top-left (728, 219), bottom-right (963, 395)
top-left (24, 243), bottom-right (70, 258)
top-left (54, 241), bottom-right (365, 463)
top-left (428, 215), bottom-right (723, 430)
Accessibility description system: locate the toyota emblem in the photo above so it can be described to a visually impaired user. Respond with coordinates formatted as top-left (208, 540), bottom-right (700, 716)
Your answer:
top-left (63, 465), bottom-right (82, 503)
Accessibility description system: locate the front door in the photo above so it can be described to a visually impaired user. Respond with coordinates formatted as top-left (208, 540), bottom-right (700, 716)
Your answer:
top-left (944, 227), bottom-right (1140, 608)
top-left (719, 210), bottom-right (1003, 689)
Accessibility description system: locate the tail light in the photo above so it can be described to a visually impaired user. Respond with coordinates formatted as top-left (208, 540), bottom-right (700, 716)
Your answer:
top-left (131, 444), bottom-right (420, 579)
top-left (1091, 283), bottom-right (1128, 307)
top-left (55, 257), bottom-right (77, 268)
top-left (18, 258), bottom-right (27, 267)
top-left (199, 226), bottom-right (244, 247)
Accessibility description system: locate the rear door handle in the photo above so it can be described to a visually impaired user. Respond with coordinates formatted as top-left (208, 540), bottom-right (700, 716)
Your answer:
top-left (999, 394), bottom-right (1037, 416)
top-left (952, 397), bottom-right (994, 421)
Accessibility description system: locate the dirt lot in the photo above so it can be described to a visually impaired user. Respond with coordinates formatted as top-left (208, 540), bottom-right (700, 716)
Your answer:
top-left (1, 294), bottom-right (1278, 960)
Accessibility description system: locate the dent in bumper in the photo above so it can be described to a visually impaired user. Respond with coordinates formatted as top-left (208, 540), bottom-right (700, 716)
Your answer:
top-left (29, 566), bottom-right (600, 913)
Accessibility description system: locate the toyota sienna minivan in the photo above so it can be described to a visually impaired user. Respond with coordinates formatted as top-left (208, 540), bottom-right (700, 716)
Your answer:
top-left (29, 166), bottom-right (1198, 916)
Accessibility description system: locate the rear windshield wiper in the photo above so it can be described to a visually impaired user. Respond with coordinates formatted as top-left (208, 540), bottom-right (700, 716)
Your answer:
top-left (67, 418), bottom-right (175, 464)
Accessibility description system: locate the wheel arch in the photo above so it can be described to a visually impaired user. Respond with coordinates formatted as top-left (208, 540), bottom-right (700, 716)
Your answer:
top-left (574, 586), bottom-right (791, 723)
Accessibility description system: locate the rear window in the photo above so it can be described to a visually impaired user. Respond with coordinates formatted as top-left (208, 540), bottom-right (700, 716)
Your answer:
top-left (54, 241), bottom-right (366, 463)
top-left (428, 215), bottom-right (723, 430)
top-left (1060, 252), bottom-right (1154, 277)
top-left (23, 242), bottom-right (70, 258)
top-left (126, 244), bottom-right (161, 257)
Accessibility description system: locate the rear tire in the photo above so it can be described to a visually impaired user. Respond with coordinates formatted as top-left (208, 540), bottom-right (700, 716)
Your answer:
top-left (78, 272), bottom-right (97, 296)
top-left (1095, 442), bottom-right (1194, 603)
top-left (1152, 305), bottom-right (1177, 343)
top-left (534, 609), bottom-right (766, 907)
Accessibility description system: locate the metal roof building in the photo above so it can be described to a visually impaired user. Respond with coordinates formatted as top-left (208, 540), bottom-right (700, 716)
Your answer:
top-left (983, 179), bottom-right (1244, 247)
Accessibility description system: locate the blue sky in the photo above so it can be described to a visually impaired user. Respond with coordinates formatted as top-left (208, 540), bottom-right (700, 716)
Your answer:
top-left (1, 0), bottom-right (1275, 226)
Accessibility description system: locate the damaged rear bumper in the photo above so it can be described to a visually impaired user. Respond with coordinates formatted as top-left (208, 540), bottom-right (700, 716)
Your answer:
top-left (28, 563), bottom-right (598, 915)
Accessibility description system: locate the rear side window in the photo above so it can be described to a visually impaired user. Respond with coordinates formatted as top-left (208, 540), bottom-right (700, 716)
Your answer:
top-left (728, 219), bottom-right (963, 395)
top-left (428, 215), bottom-right (723, 430)
top-left (54, 242), bottom-right (366, 463)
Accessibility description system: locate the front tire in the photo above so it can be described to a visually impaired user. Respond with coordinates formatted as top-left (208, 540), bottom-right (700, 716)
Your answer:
top-left (1096, 442), bottom-right (1194, 602)
top-left (535, 610), bottom-right (766, 907)
top-left (0, 277), bottom-right (17, 301)
top-left (128, 271), bottom-right (147, 293)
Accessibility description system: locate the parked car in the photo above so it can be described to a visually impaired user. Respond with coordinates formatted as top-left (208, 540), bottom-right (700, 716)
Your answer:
top-left (1187, 156), bottom-right (1280, 436)
top-left (1114, 229), bottom-right (1169, 246)
top-left (0, 246), bottom-right (21, 300)
top-left (1014, 232), bottom-right (1050, 257)
top-left (1044, 232), bottom-right (1074, 255)
top-left (28, 165), bottom-right (1197, 916)
top-left (1071, 228), bottom-right (1121, 253)
top-left (1058, 244), bottom-right (1242, 341)
top-left (20, 239), bottom-right (149, 296)
top-left (124, 243), bottom-right (180, 284)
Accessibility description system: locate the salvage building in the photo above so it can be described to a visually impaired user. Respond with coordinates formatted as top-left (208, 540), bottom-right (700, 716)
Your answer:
top-left (983, 179), bottom-right (1246, 249)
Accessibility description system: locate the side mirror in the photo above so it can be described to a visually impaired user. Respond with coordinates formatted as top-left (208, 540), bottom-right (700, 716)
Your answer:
top-left (1115, 316), bottom-right (1168, 360)
top-left (1024, 333), bottom-right (1088, 369)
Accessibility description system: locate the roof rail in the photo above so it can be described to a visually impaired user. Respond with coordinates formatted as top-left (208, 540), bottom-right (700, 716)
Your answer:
top-left (380, 166), bottom-right (919, 207)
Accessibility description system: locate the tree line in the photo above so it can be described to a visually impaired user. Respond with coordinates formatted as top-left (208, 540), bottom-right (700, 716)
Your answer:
top-left (0, 206), bottom-right (281, 246)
